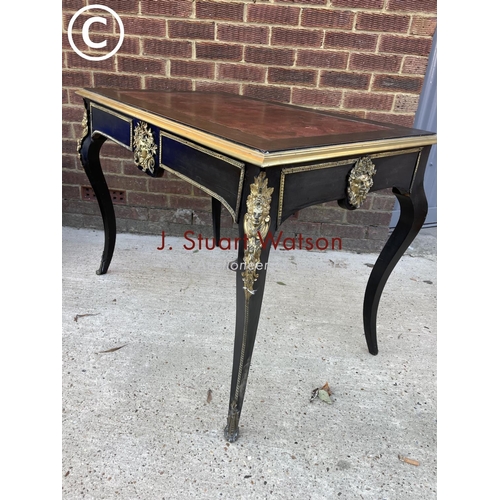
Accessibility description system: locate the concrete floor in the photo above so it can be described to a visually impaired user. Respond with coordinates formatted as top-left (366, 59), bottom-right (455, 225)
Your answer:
top-left (62, 226), bottom-right (437, 499)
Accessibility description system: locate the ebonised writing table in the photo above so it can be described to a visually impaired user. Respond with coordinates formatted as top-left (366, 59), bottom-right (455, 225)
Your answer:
top-left (76, 88), bottom-right (437, 442)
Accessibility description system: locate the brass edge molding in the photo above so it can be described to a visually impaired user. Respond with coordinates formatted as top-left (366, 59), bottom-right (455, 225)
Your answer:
top-left (161, 130), bottom-right (244, 168)
top-left (408, 150), bottom-right (423, 194)
top-left (77, 89), bottom-right (437, 167)
top-left (89, 102), bottom-right (133, 150)
top-left (133, 121), bottom-right (158, 174)
top-left (277, 147), bottom-right (423, 224)
top-left (159, 131), bottom-right (245, 223)
top-left (225, 172), bottom-right (274, 441)
top-left (78, 90), bottom-right (264, 165)
top-left (347, 157), bottom-right (377, 208)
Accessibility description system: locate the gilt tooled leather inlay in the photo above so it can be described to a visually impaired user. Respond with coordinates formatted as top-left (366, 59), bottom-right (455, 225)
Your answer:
top-left (87, 89), bottom-right (401, 152)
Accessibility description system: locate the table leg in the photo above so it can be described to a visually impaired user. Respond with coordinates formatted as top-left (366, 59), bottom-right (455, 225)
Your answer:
top-left (79, 133), bottom-right (116, 275)
top-left (224, 172), bottom-right (275, 442)
top-left (211, 198), bottom-right (221, 247)
top-left (363, 182), bottom-right (428, 355)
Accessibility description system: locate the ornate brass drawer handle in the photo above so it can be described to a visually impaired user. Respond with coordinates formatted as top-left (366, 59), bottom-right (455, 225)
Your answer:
top-left (133, 121), bottom-right (157, 174)
top-left (347, 156), bottom-right (377, 208)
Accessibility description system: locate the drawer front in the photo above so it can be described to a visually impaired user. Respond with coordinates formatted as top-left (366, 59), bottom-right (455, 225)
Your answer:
top-left (90, 103), bottom-right (133, 149)
top-left (160, 131), bottom-right (245, 222)
top-left (278, 148), bottom-right (422, 224)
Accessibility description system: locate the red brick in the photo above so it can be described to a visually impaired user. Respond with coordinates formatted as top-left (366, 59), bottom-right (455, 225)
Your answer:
top-left (345, 209), bottom-right (392, 226)
top-left (196, 42), bottom-right (243, 61)
top-left (245, 46), bottom-right (294, 66)
top-left (141, 0), bottom-right (192, 17)
top-left (196, 1), bottom-right (244, 21)
top-left (268, 67), bottom-right (317, 86)
top-left (387, 0), bottom-right (436, 13)
top-left (243, 85), bottom-right (291, 103)
top-left (128, 192), bottom-right (168, 207)
top-left (320, 71), bottom-right (370, 90)
top-left (98, 36), bottom-right (140, 55)
top-left (93, 72), bottom-right (142, 88)
top-left (402, 55), bottom-right (428, 75)
top-left (120, 16), bottom-right (166, 37)
top-left (63, 10), bottom-right (113, 32)
top-left (62, 122), bottom-right (72, 138)
top-left (324, 31), bottom-right (377, 51)
top-left (217, 24), bottom-right (269, 45)
top-left (219, 64), bottom-right (266, 82)
top-left (320, 223), bottom-right (365, 239)
top-left (118, 57), bottom-right (165, 75)
top-left (62, 138), bottom-right (79, 154)
top-left (296, 206), bottom-right (345, 223)
top-left (62, 154), bottom-right (80, 171)
top-left (144, 77), bottom-right (193, 91)
top-left (366, 112), bottom-right (414, 127)
top-left (68, 88), bottom-right (86, 105)
top-left (372, 74), bottom-right (423, 93)
top-left (349, 53), bottom-right (401, 73)
top-left (106, 174), bottom-right (148, 192)
top-left (168, 20), bottom-right (215, 40)
top-left (291, 88), bottom-right (342, 107)
top-left (63, 105), bottom-right (85, 123)
top-left (63, 0), bottom-right (87, 9)
top-left (101, 142), bottom-right (135, 160)
top-left (394, 94), bottom-right (420, 113)
top-left (65, 52), bottom-right (114, 71)
top-left (410, 17), bottom-right (437, 36)
top-left (380, 35), bottom-right (432, 56)
top-left (62, 185), bottom-right (81, 200)
top-left (66, 33), bottom-right (139, 55)
top-left (170, 60), bottom-right (215, 79)
top-left (296, 49), bottom-right (348, 69)
top-left (366, 225), bottom-right (390, 240)
top-left (356, 12), bottom-right (410, 33)
top-left (96, 157), bottom-right (123, 175)
top-left (301, 9), bottom-right (354, 29)
top-left (168, 195), bottom-right (212, 211)
top-left (276, 0), bottom-right (326, 4)
top-left (330, 0), bottom-right (383, 8)
top-left (247, 5), bottom-right (300, 26)
top-left (63, 70), bottom-right (92, 88)
top-left (143, 38), bottom-right (192, 58)
top-left (371, 194), bottom-right (397, 211)
top-left (148, 178), bottom-right (192, 195)
top-left (343, 92), bottom-right (394, 111)
top-left (272, 27), bottom-right (322, 47)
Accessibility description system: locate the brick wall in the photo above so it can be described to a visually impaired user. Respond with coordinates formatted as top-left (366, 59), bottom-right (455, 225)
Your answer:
top-left (62, 0), bottom-right (436, 252)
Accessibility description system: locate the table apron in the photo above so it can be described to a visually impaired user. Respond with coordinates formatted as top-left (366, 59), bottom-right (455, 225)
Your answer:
top-left (277, 148), bottom-right (422, 225)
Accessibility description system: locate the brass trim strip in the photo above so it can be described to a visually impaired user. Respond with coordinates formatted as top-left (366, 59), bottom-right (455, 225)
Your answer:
top-left (409, 150), bottom-right (423, 194)
top-left (278, 147), bottom-right (423, 224)
top-left (159, 131), bottom-right (245, 223)
top-left (78, 90), bottom-right (437, 167)
top-left (89, 102), bottom-right (133, 150)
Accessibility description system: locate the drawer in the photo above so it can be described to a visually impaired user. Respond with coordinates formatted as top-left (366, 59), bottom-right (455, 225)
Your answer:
top-left (160, 131), bottom-right (245, 222)
top-left (278, 148), bottom-right (422, 224)
top-left (90, 103), bottom-right (133, 149)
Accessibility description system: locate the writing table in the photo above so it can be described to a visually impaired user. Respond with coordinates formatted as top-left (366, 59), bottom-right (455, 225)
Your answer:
top-left (76, 88), bottom-right (437, 442)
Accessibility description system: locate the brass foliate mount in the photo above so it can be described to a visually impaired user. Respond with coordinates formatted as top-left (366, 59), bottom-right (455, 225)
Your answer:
top-left (133, 121), bottom-right (157, 175)
top-left (241, 172), bottom-right (274, 299)
top-left (76, 111), bottom-right (89, 155)
top-left (347, 156), bottom-right (377, 209)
